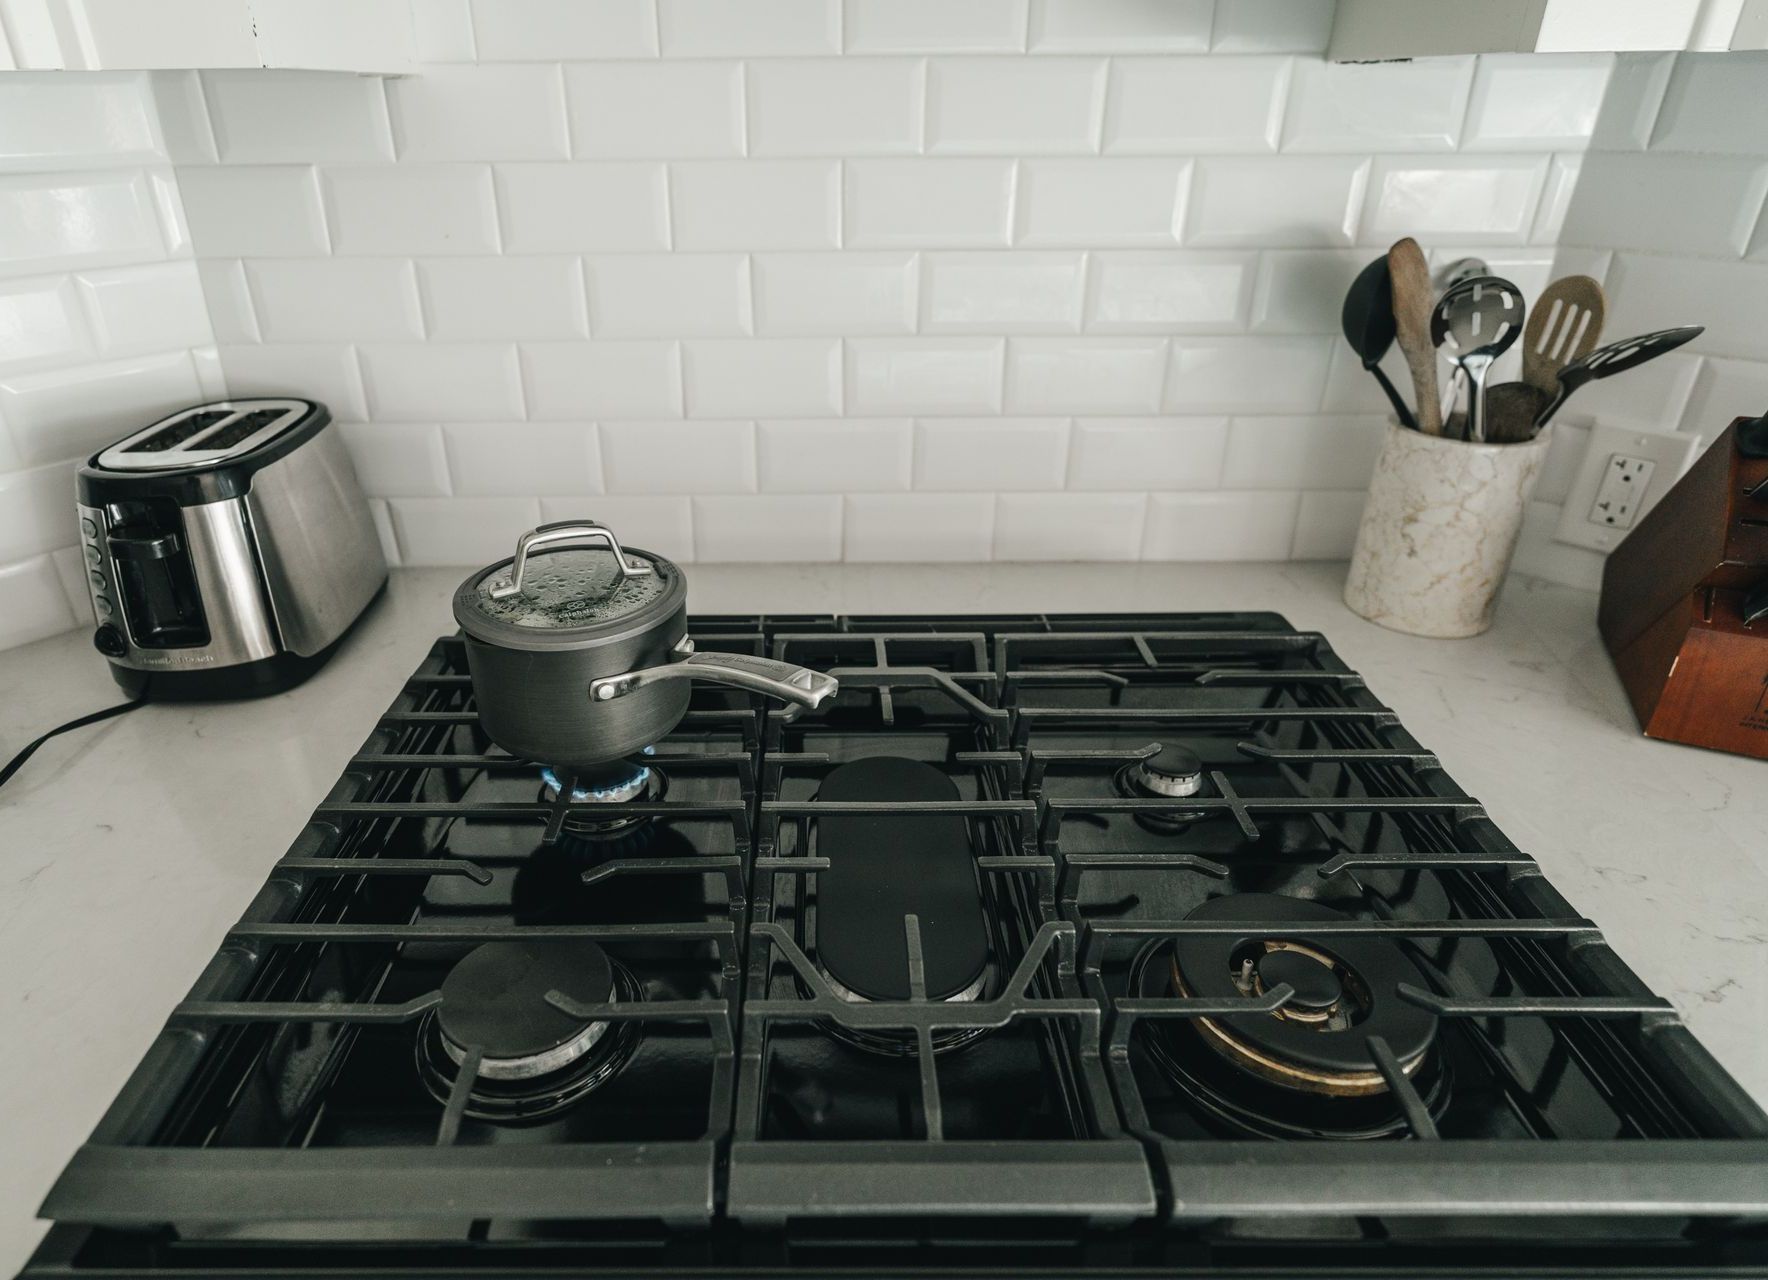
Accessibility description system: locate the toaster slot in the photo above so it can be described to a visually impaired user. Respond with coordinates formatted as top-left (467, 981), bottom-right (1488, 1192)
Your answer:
top-left (194, 408), bottom-right (286, 450)
top-left (106, 500), bottom-right (210, 650)
top-left (122, 409), bottom-right (231, 453)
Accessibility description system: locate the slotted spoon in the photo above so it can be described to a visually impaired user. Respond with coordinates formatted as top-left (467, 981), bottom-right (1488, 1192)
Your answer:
top-left (1430, 275), bottom-right (1525, 443)
top-left (1522, 275), bottom-right (1605, 399)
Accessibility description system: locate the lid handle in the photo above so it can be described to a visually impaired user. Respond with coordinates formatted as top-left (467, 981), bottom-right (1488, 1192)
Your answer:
top-left (485, 521), bottom-right (653, 601)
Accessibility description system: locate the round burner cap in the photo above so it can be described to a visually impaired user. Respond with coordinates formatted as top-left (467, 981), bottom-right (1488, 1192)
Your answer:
top-left (1134, 742), bottom-right (1206, 798)
top-left (1257, 948), bottom-right (1342, 1013)
top-left (437, 939), bottom-right (614, 1061)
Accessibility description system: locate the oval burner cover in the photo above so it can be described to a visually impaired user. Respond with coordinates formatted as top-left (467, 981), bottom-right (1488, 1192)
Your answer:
top-left (814, 757), bottom-right (989, 1003)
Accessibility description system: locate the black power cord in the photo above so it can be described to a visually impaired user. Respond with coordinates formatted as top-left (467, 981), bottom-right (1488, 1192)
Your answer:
top-left (0, 696), bottom-right (147, 791)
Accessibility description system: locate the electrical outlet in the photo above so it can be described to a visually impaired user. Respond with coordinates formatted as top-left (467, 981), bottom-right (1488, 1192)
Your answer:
top-left (1554, 424), bottom-right (1699, 554)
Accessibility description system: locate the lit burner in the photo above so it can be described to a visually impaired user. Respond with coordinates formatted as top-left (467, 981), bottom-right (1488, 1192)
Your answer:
top-left (537, 748), bottom-right (667, 843)
top-left (1116, 741), bottom-right (1212, 832)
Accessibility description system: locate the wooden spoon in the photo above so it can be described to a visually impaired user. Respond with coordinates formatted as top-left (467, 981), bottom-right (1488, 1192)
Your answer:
top-left (1522, 275), bottom-right (1605, 399)
top-left (1387, 238), bottom-right (1441, 436)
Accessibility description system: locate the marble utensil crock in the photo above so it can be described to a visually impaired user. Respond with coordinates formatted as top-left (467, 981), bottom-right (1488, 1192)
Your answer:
top-left (1344, 420), bottom-right (1551, 638)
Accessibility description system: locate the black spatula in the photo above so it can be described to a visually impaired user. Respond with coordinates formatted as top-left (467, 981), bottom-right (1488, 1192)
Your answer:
top-left (1533, 325), bottom-right (1705, 430)
top-left (1341, 256), bottom-right (1419, 430)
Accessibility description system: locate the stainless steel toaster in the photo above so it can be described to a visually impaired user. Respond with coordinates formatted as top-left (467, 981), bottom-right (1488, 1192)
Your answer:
top-left (75, 398), bottom-right (387, 699)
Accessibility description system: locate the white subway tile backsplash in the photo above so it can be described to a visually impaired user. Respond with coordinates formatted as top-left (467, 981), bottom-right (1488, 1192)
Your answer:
top-left (1651, 53), bottom-right (1768, 154)
top-left (1221, 415), bottom-right (1385, 489)
top-left (0, 73), bottom-right (161, 171)
top-left (566, 62), bottom-right (744, 160)
top-left (495, 162), bottom-right (669, 253)
top-left (844, 0), bottom-right (1026, 52)
top-left (1067, 416), bottom-right (1227, 490)
top-left (1561, 153), bottom-right (1768, 258)
top-left (926, 57), bottom-right (1106, 154)
top-left (671, 161), bottom-right (840, 250)
top-left (389, 64), bottom-right (568, 162)
top-left (1104, 56), bottom-right (1289, 154)
top-left (390, 496), bottom-right (542, 566)
top-left (445, 422), bottom-right (602, 495)
top-left (684, 339), bottom-right (842, 416)
top-left (846, 337), bottom-right (1005, 413)
top-left (471, 0), bottom-right (657, 60)
top-left (748, 59), bottom-right (923, 157)
top-left (0, 275), bottom-right (90, 372)
top-left (202, 71), bottom-right (393, 164)
top-left (844, 492), bottom-right (995, 560)
top-left (173, 166), bottom-right (326, 258)
top-left (1559, 350), bottom-right (1701, 430)
top-left (1249, 250), bottom-right (1364, 334)
top-left (1142, 490), bottom-right (1299, 560)
top-left (1605, 254), bottom-right (1768, 361)
top-left (1028, 0), bottom-right (1210, 52)
top-left (758, 418), bottom-right (911, 491)
top-left (1210, 0), bottom-right (1334, 54)
top-left (420, 256), bottom-right (588, 341)
top-left (914, 417), bottom-right (1068, 490)
top-left (659, 0), bottom-right (841, 57)
top-left (0, 553), bottom-right (76, 649)
top-left (0, 462), bottom-right (80, 562)
top-left (1005, 337), bottom-right (1166, 413)
top-left (411, 0), bottom-right (477, 62)
top-left (1185, 156), bottom-right (1367, 247)
top-left (1014, 159), bottom-right (1187, 247)
top-left (695, 494), bottom-right (844, 560)
top-left (1360, 155), bottom-right (1549, 247)
top-left (603, 420), bottom-right (757, 493)
top-left (247, 258), bottom-right (424, 342)
top-left (1463, 55), bottom-right (1613, 150)
top-left (1164, 337), bottom-right (1332, 413)
top-left (752, 252), bottom-right (917, 335)
top-left (148, 72), bottom-right (219, 165)
top-left (1531, 155), bottom-right (1583, 244)
top-left (1282, 57), bottom-right (1474, 152)
top-left (75, 260), bottom-right (211, 355)
top-left (521, 341), bottom-right (683, 418)
top-left (922, 252), bottom-right (1084, 333)
top-left (195, 260), bottom-right (259, 342)
top-left (846, 159), bottom-right (1015, 247)
top-left (359, 343), bottom-right (522, 421)
top-left (540, 495), bottom-right (695, 562)
top-left (1085, 251), bottom-right (1252, 333)
top-left (587, 254), bottom-right (752, 338)
top-left (1681, 357), bottom-right (1768, 438)
top-left (995, 492), bottom-right (1144, 559)
top-left (218, 343), bottom-right (367, 417)
top-left (338, 422), bottom-right (452, 497)
top-left (0, 352), bottom-right (201, 467)
top-left (0, 170), bottom-right (167, 274)
top-left (324, 165), bottom-right (498, 256)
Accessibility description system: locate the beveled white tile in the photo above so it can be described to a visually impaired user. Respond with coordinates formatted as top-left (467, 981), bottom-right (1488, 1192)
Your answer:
top-left (247, 258), bottom-right (423, 342)
top-left (1067, 416), bottom-right (1227, 489)
top-left (1085, 251), bottom-right (1252, 333)
top-left (195, 260), bottom-right (258, 343)
top-left (659, 0), bottom-right (839, 55)
top-left (683, 339), bottom-right (842, 417)
top-left (359, 343), bottom-right (522, 422)
top-left (0, 463), bottom-right (80, 562)
top-left (1014, 158), bottom-right (1188, 247)
top-left (914, 417), bottom-right (1068, 490)
top-left (566, 62), bottom-right (744, 160)
top-left (1359, 156), bottom-right (1549, 248)
top-left (587, 254), bottom-right (752, 338)
top-left (926, 57), bottom-right (1106, 154)
top-left (202, 71), bottom-right (392, 164)
top-left (994, 492), bottom-right (1144, 559)
top-left (846, 338), bottom-right (1005, 414)
top-left (0, 351), bottom-right (202, 467)
top-left (1028, 0), bottom-right (1210, 51)
top-left (389, 497), bottom-right (542, 566)
top-left (693, 495), bottom-right (843, 561)
top-left (1185, 156), bottom-right (1367, 247)
top-left (419, 256), bottom-right (589, 341)
top-left (1531, 154), bottom-right (1583, 244)
top-left (1005, 337), bottom-right (1166, 413)
top-left (1164, 337), bottom-right (1332, 413)
top-left (1559, 350), bottom-right (1700, 431)
top-left (1560, 153), bottom-right (1768, 257)
top-left (0, 72), bottom-right (160, 171)
top-left (1281, 57), bottom-right (1474, 152)
top-left (752, 252), bottom-right (917, 335)
top-left (539, 495), bottom-right (695, 562)
top-left (521, 341), bottom-right (683, 418)
top-left (0, 170), bottom-right (168, 273)
top-left (411, 0), bottom-right (477, 61)
top-left (1142, 490), bottom-right (1298, 560)
top-left (758, 418), bottom-right (911, 491)
top-left (1650, 49), bottom-right (1768, 154)
top-left (1681, 356), bottom-right (1768, 438)
top-left (389, 64), bottom-right (568, 162)
top-left (75, 260), bottom-right (211, 354)
top-left (0, 554), bottom-right (75, 649)
top-left (495, 162), bottom-right (668, 253)
top-left (445, 423), bottom-right (602, 496)
top-left (603, 420), bottom-right (756, 493)
top-left (671, 161), bottom-right (840, 250)
top-left (1104, 56), bottom-right (1289, 153)
top-left (147, 166), bottom-right (190, 258)
top-left (1607, 254), bottom-right (1768, 359)
top-left (1249, 250), bottom-right (1366, 335)
top-left (337, 422), bottom-right (452, 497)
top-left (846, 159), bottom-right (1015, 247)
top-left (1221, 415), bottom-right (1385, 489)
top-left (1289, 488), bottom-right (1366, 560)
top-left (1319, 340), bottom-right (1405, 416)
top-left (177, 165), bottom-right (330, 258)
top-left (0, 275), bottom-right (90, 372)
top-left (749, 58), bottom-right (923, 157)
top-left (471, 0), bottom-right (657, 59)
top-left (1591, 52), bottom-right (1674, 151)
top-left (217, 344), bottom-right (367, 418)
top-left (843, 493), bottom-right (994, 560)
top-left (1211, 0), bottom-right (1334, 53)
top-left (324, 165), bottom-right (498, 256)
top-left (922, 252), bottom-right (1084, 333)
top-left (1464, 54), bottom-right (1612, 150)
top-left (844, 0), bottom-right (1027, 52)
top-left (148, 71), bottom-right (218, 165)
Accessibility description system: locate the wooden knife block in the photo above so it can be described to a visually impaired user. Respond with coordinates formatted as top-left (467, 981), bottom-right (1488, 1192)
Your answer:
top-left (1598, 416), bottom-right (1768, 758)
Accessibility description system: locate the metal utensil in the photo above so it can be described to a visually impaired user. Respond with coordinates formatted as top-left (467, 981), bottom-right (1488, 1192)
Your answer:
top-left (1533, 325), bottom-right (1705, 431)
top-left (1387, 238), bottom-right (1441, 436)
top-left (1430, 275), bottom-right (1525, 443)
top-left (1522, 275), bottom-right (1605, 399)
top-left (1341, 256), bottom-right (1418, 430)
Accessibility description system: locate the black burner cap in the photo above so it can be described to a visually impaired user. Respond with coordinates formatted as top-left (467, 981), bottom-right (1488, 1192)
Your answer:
top-left (436, 939), bottom-right (614, 1060)
top-left (1134, 742), bottom-right (1205, 797)
top-left (1257, 948), bottom-right (1342, 1012)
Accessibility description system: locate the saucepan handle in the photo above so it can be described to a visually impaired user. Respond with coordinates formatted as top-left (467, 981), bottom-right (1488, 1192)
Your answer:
top-left (486, 521), bottom-right (653, 601)
top-left (590, 647), bottom-right (838, 710)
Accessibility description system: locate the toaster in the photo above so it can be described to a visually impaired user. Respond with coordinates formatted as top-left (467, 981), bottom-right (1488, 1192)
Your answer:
top-left (75, 398), bottom-right (387, 699)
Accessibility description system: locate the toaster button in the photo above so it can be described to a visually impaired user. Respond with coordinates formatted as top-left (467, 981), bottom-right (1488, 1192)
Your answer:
top-left (80, 517), bottom-right (97, 538)
top-left (93, 623), bottom-right (126, 656)
top-left (84, 544), bottom-right (102, 567)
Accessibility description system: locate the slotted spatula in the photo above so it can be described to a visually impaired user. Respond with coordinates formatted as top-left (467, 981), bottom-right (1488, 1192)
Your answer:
top-left (1522, 275), bottom-right (1605, 399)
top-left (1533, 326), bottom-right (1705, 430)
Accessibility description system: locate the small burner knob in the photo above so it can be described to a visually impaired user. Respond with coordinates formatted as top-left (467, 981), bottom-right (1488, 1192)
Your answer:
top-left (1257, 949), bottom-right (1343, 1013)
top-left (1132, 743), bottom-right (1205, 798)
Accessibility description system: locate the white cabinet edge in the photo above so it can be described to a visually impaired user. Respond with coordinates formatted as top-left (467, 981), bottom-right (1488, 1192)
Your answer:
top-left (1330, 0), bottom-right (1758, 60)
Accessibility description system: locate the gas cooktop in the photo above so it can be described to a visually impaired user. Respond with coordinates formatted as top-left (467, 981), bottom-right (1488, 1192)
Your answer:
top-left (23, 612), bottom-right (1768, 1278)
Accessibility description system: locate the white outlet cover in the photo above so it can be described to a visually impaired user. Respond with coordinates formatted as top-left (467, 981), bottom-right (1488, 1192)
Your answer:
top-left (1553, 423), bottom-right (1700, 553)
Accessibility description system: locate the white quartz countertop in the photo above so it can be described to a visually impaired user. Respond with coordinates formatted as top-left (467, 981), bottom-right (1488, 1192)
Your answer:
top-left (2, 561), bottom-right (1765, 1269)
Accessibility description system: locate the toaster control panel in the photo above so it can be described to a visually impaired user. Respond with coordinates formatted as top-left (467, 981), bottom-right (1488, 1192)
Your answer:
top-left (76, 505), bottom-right (118, 629)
